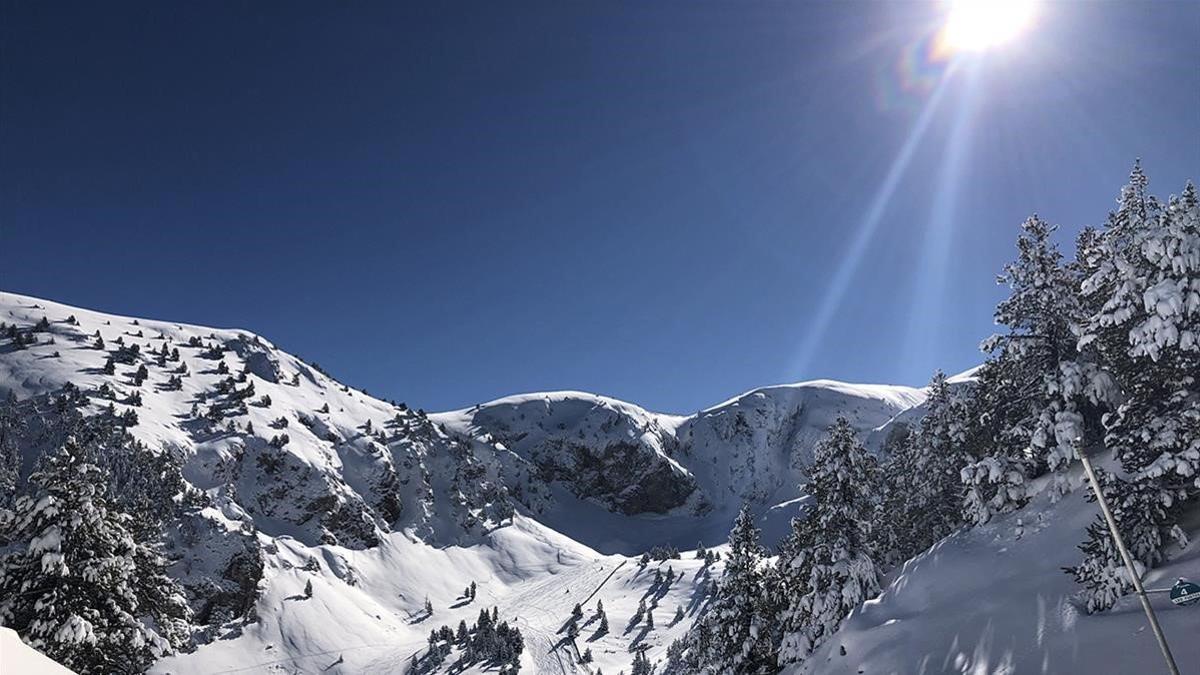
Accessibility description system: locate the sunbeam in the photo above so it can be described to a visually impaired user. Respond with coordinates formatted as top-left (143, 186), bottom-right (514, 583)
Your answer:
top-left (901, 60), bottom-right (982, 368)
top-left (790, 63), bottom-right (957, 378)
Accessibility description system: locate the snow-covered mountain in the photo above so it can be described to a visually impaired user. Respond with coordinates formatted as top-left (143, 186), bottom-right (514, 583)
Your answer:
top-left (434, 381), bottom-right (924, 552)
top-left (0, 291), bottom-right (929, 674)
top-left (3, 290), bottom-right (1196, 675)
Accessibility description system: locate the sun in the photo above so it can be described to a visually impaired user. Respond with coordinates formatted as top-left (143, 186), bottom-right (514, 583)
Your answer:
top-left (941, 0), bottom-right (1038, 53)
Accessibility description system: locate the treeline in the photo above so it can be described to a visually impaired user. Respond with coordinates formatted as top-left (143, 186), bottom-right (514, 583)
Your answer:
top-left (665, 164), bottom-right (1199, 672)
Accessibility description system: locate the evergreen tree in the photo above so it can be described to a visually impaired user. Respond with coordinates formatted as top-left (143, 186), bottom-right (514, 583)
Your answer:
top-left (631, 648), bottom-right (655, 675)
top-left (0, 437), bottom-right (190, 672)
top-left (684, 503), bottom-right (777, 673)
top-left (962, 214), bottom-right (1108, 524)
top-left (1069, 166), bottom-right (1200, 610)
top-left (0, 391), bottom-right (24, 511)
top-left (778, 418), bottom-right (879, 665)
top-left (882, 371), bottom-right (972, 561)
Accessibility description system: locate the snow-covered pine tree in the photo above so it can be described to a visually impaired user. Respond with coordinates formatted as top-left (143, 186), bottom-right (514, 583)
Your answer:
top-left (882, 371), bottom-right (972, 561)
top-left (1067, 466), bottom-right (1172, 613)
top-left (0, 436), bottom-right (190, 672)
top-left (1070, 166), bottom-right (1200, 611)
top-left (684, 504), bottom-right (777, 673)
top-left (963, 213), bottom-right (1108, 524)
top-left (0, 391), bottom-right (24, 512)
top-left (777, 417), bottom-right (880, 665)
top-left (872, 423), bottom-right (914, 568)
top-left (959, 364), bottom-right (1036, 526)
top-left (631, 648), bottom-right (655, 675)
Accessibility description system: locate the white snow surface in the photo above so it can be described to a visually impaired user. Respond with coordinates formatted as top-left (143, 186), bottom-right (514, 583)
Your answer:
top-left (5, 291), bottom-right (1198, 675)
top-left (1, 627), bottom-right (76, 674)
top-left (792, 466), bottom-right (1200, 675)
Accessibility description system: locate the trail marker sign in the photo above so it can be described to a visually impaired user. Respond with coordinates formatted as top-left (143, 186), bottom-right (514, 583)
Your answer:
top-left (1170, 580), bottom-right (1200, 607)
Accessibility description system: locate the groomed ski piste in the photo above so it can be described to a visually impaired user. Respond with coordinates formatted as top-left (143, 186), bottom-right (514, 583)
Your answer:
top-left (2, 291), bottom-right (1198, 674)
top-left (152, 518), bottom-right (713, 675)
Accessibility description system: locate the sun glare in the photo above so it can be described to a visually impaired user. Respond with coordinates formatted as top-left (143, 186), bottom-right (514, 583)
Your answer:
top-left (941, 0), bottom-right (1038, 53)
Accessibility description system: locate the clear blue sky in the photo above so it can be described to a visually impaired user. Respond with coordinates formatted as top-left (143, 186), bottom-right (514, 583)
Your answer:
top-left (3, 1), bottom-right (1197, 413)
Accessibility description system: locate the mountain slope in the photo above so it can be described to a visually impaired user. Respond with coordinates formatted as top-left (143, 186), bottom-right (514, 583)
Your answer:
top-left (13, 291), bottom-right (1192, 675)
top-left (435, 380), bottom-right (924, 553)
top-left (793, 469), bottom-right (1200, 675)
top-left (1, 291), bottom-right (814, 673)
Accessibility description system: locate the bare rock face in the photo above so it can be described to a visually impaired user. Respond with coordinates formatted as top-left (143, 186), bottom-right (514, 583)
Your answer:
top-left (435, 393), bottom-right (703, 516)
top-left (541, 438), bottom-right (698, 515)
top-left (436, 381), bottom-right (925, 520)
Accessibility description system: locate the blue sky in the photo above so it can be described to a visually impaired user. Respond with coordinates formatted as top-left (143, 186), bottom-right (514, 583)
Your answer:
top-left (3, 1), bottom-right (1197, 413)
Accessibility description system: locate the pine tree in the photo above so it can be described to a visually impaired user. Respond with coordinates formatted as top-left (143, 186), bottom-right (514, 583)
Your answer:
top-left (778, 418), bottom-right (880, 665)
top-left (882, 372), bottom-right (972, 561)
top-left (1069, 166), bottom-right (1200, 611)
top-left (0, 437), bottom-right (189, 672)
top-left (685, 503), bottom-right (777, 673)
top-left (958, 364), bottom-right (1038, 526)
top-left (0, 391), bottom-right (24, 511)
top-left (631, 648), bottom-right (655, 675)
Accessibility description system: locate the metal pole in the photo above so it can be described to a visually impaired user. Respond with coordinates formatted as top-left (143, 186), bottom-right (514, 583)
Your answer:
top-left (1077, 448), bottom-right (1180, 675)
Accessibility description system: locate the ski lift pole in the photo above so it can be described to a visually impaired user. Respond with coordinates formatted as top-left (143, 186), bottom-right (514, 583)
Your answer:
top-left (1076, 446), bottom-right (1180, 675)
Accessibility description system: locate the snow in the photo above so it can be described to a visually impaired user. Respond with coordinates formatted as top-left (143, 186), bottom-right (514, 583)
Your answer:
top-left (791, 468), bottom-right (1200, 675)
top-left (435, 374), bottom-right (928, 553)
top-left (1, 627), bottom-right (76, 674)
top-left (4, 290), bottom-right (1198, 675)
top-left (151, 515), bottom-right (712, 675)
